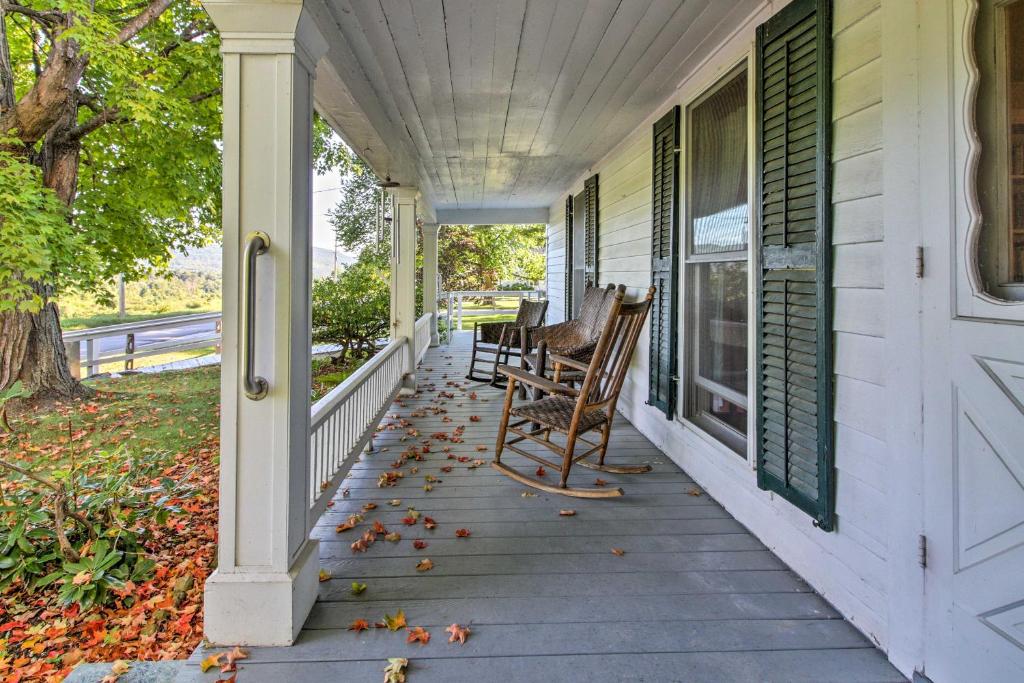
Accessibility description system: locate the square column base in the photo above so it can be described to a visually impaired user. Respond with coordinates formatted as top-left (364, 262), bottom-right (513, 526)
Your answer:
top-left (203, 539), bottom-right (319, 646)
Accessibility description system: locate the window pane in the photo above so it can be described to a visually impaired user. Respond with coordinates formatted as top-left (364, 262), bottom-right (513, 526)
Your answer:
top-left (690, 71), bottom-right (749, 255)
top-left (695, 387), bottom-right (748, 436)
top-left (696, 261), bottom-right (748, 396)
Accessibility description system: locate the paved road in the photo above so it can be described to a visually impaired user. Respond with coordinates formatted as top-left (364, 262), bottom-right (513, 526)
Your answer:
top-left (91, 320), bottom-right (219, 357)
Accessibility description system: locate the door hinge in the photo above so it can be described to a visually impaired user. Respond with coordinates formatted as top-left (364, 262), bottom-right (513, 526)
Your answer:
top-left (915, 246), bottom-right (925, 279)
top-left (918, 534), bottom-right (928, 568)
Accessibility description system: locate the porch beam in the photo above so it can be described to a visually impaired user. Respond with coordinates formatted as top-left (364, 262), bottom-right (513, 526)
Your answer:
top-left (422, 223), bottom-right (440, 346)
top-left (390, 186), bottom-right (418, 390)
top-left (200, 0), bottom-right (326, 647)
top-left (435, 207), bottom-right (550, 225)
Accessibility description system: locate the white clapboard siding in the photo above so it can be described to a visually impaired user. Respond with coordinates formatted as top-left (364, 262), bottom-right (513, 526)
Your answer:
top-left (542, 0), bottom-right (892, 653)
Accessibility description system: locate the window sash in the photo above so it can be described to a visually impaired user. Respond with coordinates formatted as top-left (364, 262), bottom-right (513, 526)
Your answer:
top-left (681, 64), bottom-right (751, 455)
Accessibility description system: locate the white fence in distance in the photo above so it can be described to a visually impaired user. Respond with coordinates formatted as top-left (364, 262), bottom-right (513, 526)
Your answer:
top-left (441, 290), bottom-right (544, 332)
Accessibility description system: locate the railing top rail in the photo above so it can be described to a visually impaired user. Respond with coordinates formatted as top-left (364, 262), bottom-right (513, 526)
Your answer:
top-left (62, 311), bottom-right (222, 342)
top-left (440, 289), bottom-right (544, 297)
top-left (310, 336), bottom-right (406, 429)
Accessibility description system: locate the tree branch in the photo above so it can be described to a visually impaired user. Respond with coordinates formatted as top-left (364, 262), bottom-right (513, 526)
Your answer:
top-left (5, 3), bottom-right (63, 27)
top-left (116, 0), bottom-right (173, 44)
top-left (61, 105), bottom-right (123, 141)
top-left (189, 86), bottom-right (220, 104)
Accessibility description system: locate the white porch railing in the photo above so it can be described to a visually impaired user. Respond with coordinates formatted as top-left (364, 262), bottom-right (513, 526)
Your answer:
top-left (62, 312), bottom-right (222, 377)
top-left (441, 289), bottom-right (545, 331)
top-left (307, 313), bottom-right (432, 521)
top-left (414, 312), bottom-right (432, 363)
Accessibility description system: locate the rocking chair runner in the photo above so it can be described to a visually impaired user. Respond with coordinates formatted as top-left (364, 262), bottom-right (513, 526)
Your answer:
top-left (465, 298), bottom-right (548, 384)
top-left (492, 285), bottom-right (656, 497)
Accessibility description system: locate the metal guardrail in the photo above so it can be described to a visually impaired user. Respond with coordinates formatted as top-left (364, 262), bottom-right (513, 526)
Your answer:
top-left (62, 312), bottom-right (222, 377)
top-left (440, 289), bottom-right (545, 332)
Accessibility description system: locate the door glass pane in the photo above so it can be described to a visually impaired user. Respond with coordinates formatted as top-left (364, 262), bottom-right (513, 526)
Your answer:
top-left (690, 71), bottom-right (749, 255)
top-left (975, 0), bottom-right (1024, 299)
top-left (696, 261), bottom-right (748, 397)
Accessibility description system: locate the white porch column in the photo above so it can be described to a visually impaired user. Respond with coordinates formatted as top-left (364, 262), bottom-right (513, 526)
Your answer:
top-left (390, 187), bottom-right (418, 390)
top-left (422, 223), bottom-right (440, 346)
top-left (201, 0), bottom-right (327, 646)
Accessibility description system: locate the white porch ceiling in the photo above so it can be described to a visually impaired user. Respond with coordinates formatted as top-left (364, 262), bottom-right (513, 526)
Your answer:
top-left (308, 0), bottom-right (761, 221)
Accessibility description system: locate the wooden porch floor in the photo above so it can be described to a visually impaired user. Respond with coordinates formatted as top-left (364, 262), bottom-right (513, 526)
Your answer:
top-left (186, 332), bottom-right (903, 682)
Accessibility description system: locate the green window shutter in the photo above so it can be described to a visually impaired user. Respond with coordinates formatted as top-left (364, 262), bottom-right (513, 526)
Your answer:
top-left (754, 0), bottom-right (835, 530)
top-left (583, 174), bottom-right (599, 288)
top-left (649, 107), bottom-right (680, 418)
top-left (564, 194), bottom-right (574, 320)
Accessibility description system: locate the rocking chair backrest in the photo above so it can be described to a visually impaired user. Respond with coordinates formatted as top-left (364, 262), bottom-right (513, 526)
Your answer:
top-left (514, 299), bottom-right (549, 329)
top-left (575, 285), bottom-right (656, 413)
top-left (577, 283), bottom-right (617, 332)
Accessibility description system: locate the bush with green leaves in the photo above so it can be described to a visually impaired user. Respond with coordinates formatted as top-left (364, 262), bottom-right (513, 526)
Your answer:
top-left (0, 449), bottom-right (197, 609)
top-left (312, 246), bottom-right (391, 362)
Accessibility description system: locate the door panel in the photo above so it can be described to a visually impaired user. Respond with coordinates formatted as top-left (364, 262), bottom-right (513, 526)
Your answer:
top-left (920, 2), bottom-right (1024, 678)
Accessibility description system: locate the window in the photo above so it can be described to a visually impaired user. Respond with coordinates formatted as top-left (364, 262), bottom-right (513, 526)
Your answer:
top-left (684, 67), bottom-right (750, 454)
top-left (975, 0), bottom-right (1024, 299)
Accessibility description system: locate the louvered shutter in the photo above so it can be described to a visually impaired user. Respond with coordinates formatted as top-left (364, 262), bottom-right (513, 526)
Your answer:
top-left (564, 195), bottom-right (574, 320)
top-left (583, 174), bottom-right (599, 288)
top-left (754, 0), bottom-right (835, 530)
top-left (648, 107), bottom-right (680, 418)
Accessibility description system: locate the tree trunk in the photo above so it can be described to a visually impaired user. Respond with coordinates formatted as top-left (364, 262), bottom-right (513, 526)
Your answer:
top-left (0, 297), bottom-right (86, 399)
top-left (0, 74), bottom-right (89, 398)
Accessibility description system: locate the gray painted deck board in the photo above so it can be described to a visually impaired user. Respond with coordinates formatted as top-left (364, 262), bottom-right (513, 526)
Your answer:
top-left (184, 334), bottom-right (903, 682)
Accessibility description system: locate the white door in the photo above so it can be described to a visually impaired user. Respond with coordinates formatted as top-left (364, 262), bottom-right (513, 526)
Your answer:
top-left (920, 2), bottom-right (1024, 680)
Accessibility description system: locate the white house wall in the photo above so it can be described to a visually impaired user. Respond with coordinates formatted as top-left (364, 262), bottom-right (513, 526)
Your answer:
top-left (545, 0), bottom-right (899, 660)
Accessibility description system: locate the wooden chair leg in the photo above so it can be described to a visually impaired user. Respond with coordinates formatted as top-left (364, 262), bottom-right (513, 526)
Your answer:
top-left (494, 379), bottom-right (517, 463)
top-left (559, 427), bottom-right (578, 489)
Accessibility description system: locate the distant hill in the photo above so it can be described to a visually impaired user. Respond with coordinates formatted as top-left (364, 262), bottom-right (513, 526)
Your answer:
top-left (171, 244), bottom-right (351, 279)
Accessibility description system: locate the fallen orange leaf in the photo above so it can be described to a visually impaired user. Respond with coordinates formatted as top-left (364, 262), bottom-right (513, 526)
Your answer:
top-left (455, 528), bottom-right (471, 538)
top-left (446, 623), bottom-right (471, 645)
top-left (611, 548), bottom-right (625, 556)
top-left (559, 509), bottom-right (576, 516)
top-left (406, 626), bottom-right (431, 645)
top-left (416, 558), bottom-right (434, 572)
top-left (348, 619), bottom-right (370, 632)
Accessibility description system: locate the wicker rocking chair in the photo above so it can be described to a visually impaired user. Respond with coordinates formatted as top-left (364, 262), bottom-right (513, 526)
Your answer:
top-left (465, 298), bottom-right (548, 384)
top-left (492, 285), bottom-right (656, 497)
top-left (518, 284), bottom-right (616, 399)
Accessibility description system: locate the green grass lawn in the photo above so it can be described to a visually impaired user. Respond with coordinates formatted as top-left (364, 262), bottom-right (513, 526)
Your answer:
top-left (1, 353), bottom-right (362, 476)
top-left (450, 313), bottom-right (518, 331)
top-left (0, 366), bottom-right (222, 475)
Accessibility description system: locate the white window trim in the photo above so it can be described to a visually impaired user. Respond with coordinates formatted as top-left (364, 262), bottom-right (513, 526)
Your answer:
top-left (675, 55), bottom-right (756, 461)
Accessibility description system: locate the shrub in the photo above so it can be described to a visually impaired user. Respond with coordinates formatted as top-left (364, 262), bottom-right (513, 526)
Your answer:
top-left (312, 247), bottom-right (390, 362)
top-left (0, 449), bottom-right (198, 609)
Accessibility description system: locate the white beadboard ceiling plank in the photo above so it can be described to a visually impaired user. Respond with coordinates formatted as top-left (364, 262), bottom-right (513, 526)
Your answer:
top-left (523, 0), bottom-right (622, 158)
top-left (558, 0), bottom-right (710, 162)
top-left (500, 0), bottom-right (561, 156)
top-left (540, 0), bottom-right (656, 157)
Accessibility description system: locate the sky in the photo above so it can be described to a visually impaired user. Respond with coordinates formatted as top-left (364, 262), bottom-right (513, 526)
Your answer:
top-left (312, 167), bottom-right (344, 252)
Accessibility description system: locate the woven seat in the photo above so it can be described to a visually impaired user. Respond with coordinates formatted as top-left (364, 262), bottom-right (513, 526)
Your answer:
top-left (493, 284), bottom-right (656, 497)
top-left (511, 396), bottom-right (607, 432)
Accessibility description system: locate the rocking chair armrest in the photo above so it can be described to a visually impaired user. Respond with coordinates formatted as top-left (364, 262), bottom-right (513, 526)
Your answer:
top-left (498, 365), bottom-right (579, 397)
top-left (547, 353), bottom-right (590, 373)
